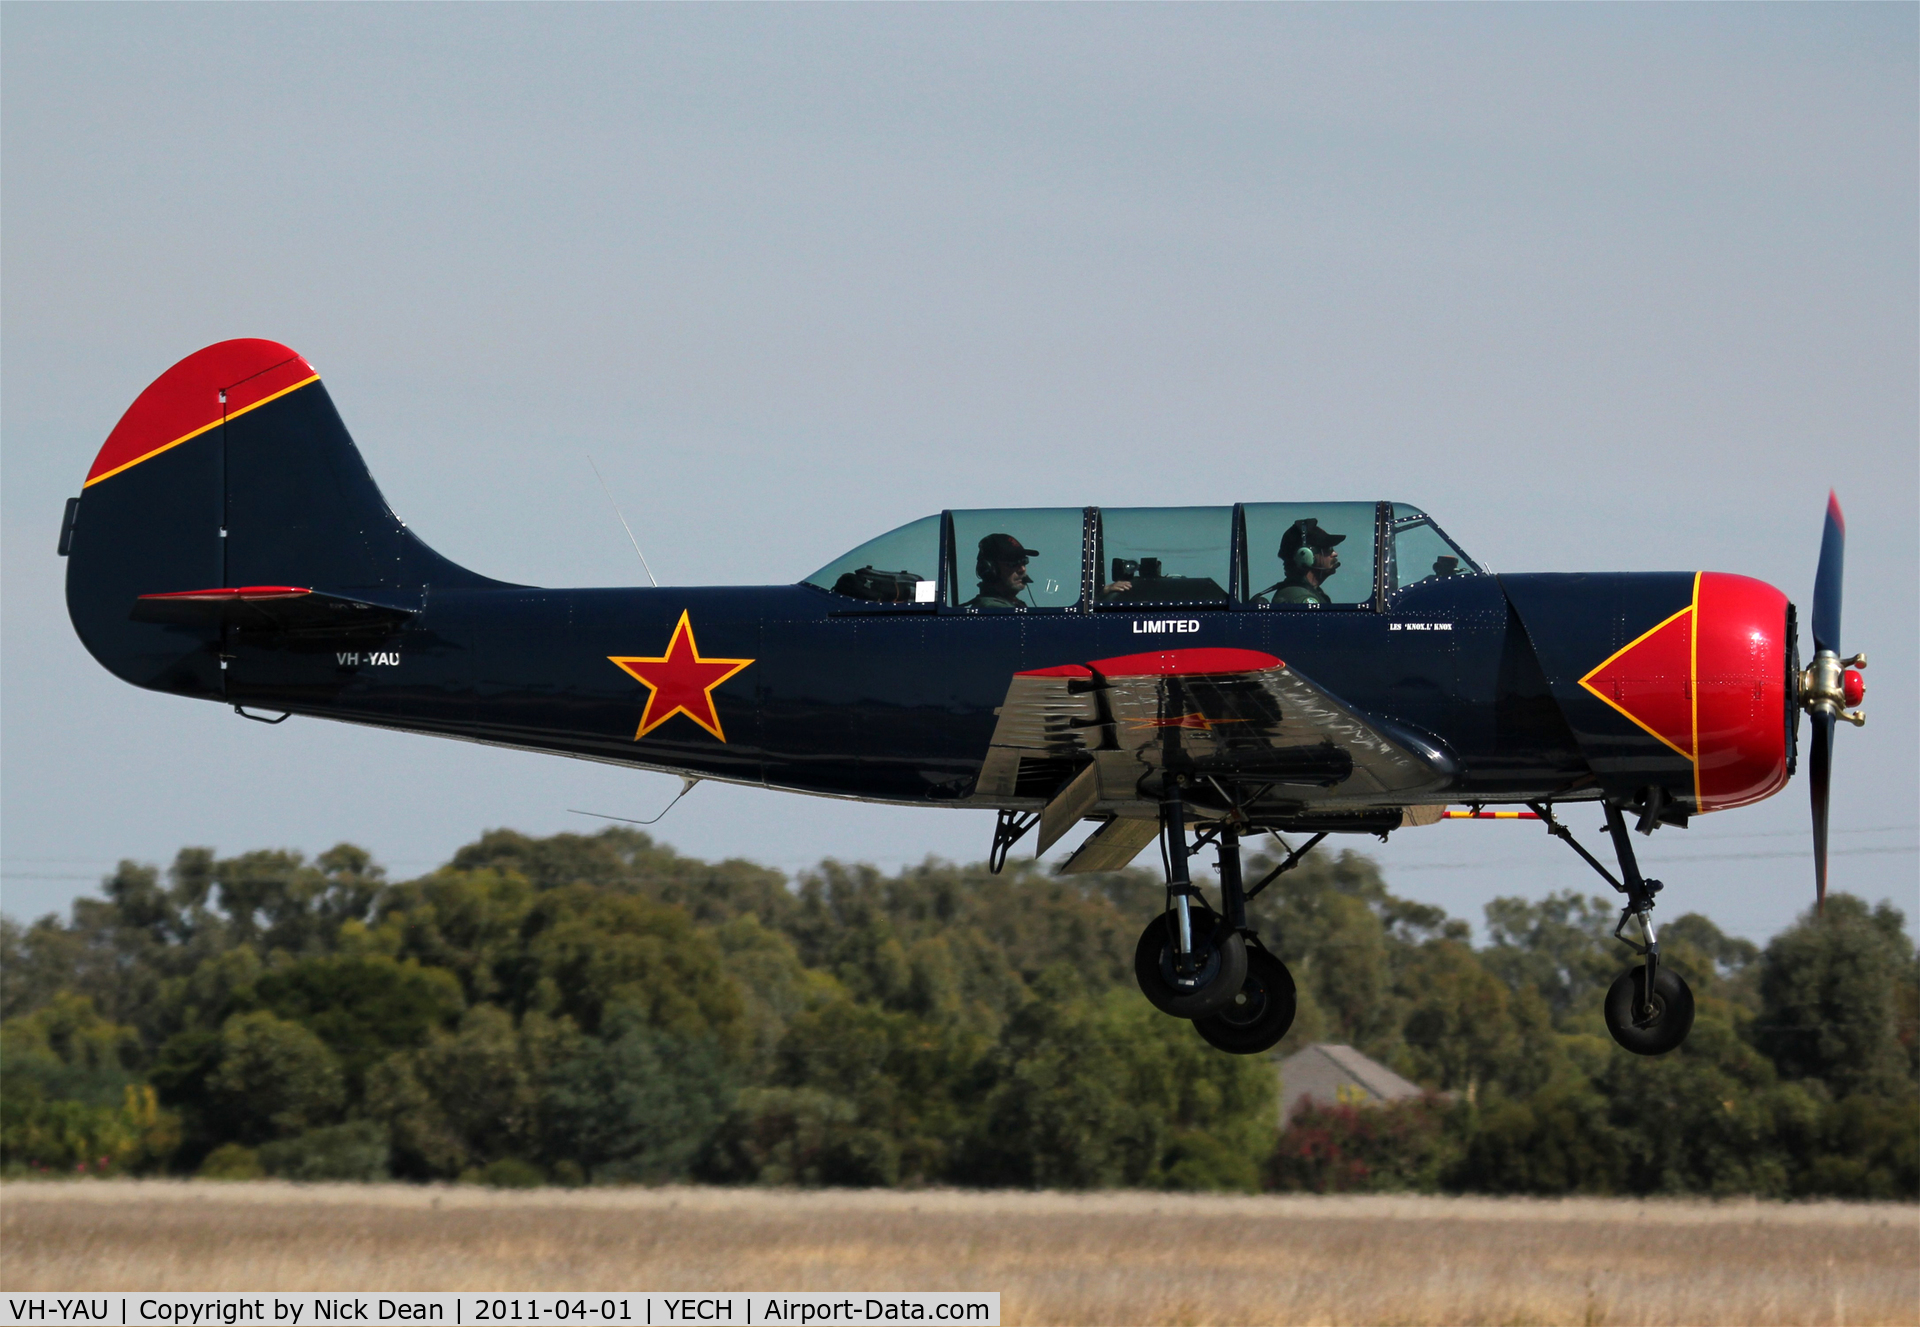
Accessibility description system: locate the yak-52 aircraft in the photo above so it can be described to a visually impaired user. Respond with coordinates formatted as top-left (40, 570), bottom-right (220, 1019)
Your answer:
top-left (62, 340), bottom-right (1869, 1057)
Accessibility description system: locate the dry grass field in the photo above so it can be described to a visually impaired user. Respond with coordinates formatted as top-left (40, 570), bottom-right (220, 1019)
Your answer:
top-left (2, 1182), bottom-right (1915, 1326)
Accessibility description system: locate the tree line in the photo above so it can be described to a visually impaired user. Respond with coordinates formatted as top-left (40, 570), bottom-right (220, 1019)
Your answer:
top-left (2, 826), bottom-right (1914, 1196)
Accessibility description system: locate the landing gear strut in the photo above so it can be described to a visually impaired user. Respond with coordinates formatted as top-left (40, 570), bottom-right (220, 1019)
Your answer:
top-left (1532, 800), bottom-right (1696, 1055)
top-left (1132, 798), bottom-right (1302, 1053)
top-left (1133, 793), bottom-right (1245, 1017)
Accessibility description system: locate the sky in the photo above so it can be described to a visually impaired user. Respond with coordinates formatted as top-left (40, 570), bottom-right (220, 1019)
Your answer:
top-left (4, 5), bottom-right (1914, 945)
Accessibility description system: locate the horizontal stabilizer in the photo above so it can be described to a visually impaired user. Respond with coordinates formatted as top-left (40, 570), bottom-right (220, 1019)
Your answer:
top-left (131, 585), bottom-right (416, 635)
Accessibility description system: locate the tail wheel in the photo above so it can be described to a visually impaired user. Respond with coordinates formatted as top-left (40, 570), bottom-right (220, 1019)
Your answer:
top-left (1134, 904), bottom-right (1246, 1018)
top-left (1193, 946), bottom-right (1297, 1055)
top-left (1603, 964), bottom-right (1695, 1055)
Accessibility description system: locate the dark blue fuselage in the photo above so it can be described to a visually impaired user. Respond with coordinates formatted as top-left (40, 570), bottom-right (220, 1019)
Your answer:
top-left (219, 572), bottom-right (1591, 809)
top-left (62, 360), bottom-right (1730, 825)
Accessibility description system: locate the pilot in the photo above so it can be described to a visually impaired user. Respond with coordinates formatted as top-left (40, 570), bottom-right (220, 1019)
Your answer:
top-left (1258, 518), bottom-right (1346, 607)
top-left (967, 533), bottom-right (1038, 608)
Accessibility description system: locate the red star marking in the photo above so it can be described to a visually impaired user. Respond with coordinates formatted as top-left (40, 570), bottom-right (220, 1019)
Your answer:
top-left (1125, 713), bottom-right (1244, 730)
top-left (608, 611), bottom-right (754, 742)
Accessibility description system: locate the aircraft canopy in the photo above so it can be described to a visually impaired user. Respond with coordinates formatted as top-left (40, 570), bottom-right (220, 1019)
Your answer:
top-left (804, 503), bottom-right (1478, 610)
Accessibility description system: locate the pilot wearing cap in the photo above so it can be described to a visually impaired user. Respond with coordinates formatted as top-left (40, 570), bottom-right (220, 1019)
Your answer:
top-left (967, 533), bottom-right (1038, 608)
top-left (1260, 518), bottom-right (1346, 607)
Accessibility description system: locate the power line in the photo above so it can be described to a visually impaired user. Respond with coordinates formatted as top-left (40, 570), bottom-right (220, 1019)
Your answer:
top-left (3, 858), bottom-right (445, 868)
top-left (1386, 845), bottom-right (1915, 872)
top-left (1435, 823), bottom-right (1912, 844)
top-left (1651, 824), bottom-right (1913, 842)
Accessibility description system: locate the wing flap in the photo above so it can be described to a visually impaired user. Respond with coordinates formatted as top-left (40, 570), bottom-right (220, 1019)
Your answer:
top-left (975, 667), bottom-right (1103, 802)
top-left (1058, 815), bottom-right (1161, 874)
top-left (1037, 762), bottom-right (1102, 854)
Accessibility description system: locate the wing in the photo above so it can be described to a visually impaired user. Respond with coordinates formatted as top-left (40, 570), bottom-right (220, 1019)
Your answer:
top-left (976, 646), bottom-right (1457, 864)
top-left (1094, 646), bottom-right (1453, 799)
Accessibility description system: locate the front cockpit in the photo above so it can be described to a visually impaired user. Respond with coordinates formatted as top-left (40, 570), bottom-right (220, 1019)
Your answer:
top-left (803, 503), bottom-right (1480, 610)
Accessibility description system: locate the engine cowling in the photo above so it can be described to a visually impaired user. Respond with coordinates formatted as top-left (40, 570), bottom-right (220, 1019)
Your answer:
top-left (1500, 570), bottom-right (1794, 816)
top-left (1692, 572), bottom-right (1792, 811)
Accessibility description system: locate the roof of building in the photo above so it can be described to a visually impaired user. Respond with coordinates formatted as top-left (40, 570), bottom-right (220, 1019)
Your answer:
top-left (1276, 1043), bottom-right (1426, 1124)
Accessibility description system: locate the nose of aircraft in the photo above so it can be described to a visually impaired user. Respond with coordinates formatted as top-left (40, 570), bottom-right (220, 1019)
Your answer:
top-left (1693, 571), bottom-right (1794, 812)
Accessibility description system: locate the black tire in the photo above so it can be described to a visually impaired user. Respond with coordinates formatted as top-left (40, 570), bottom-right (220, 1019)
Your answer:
top-left (1193, 946), bottom-right (1298, 1055)
top-left (1603, 965), bottom-right (1695, 1055)
top-left (1134, 905), bottom-right (1247, 1018)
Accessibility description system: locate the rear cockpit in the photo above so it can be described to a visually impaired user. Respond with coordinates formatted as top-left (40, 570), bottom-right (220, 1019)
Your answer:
top-left (803, 503), bottom-right (1480, 610)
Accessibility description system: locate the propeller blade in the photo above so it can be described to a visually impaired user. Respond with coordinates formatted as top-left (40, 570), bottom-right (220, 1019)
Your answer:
top-left (1807, 491), bottom-right (1847, 914)
top-left (1811, 490), bottom-right (1845, 654)
top-left (1810, 709), bottom-right (1833, 914)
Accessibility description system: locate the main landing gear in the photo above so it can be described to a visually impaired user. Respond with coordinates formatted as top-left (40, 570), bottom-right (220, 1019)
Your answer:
top-left (1533, 800), bottom-right (1696, 1055)
top-left (1132, 793), bottom-right (1319, 1055)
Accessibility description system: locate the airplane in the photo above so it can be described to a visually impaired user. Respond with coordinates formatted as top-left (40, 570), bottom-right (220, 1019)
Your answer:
top-left (60, 339), bottom-right (1868, 1058)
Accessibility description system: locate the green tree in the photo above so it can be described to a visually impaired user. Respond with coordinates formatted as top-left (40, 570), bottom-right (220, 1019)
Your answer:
top-left (1455, 1080), bottom-right (1628, 1195)
top-left (698, 1087), bottom-right (868, 1186)
top-left (965, 978), bottom-right (1151, 1188)
top-left (254, 954), bottom-right (464, 1095)
top-left (1598, 1014), bottom-right (1806, 1196)
top-left (3, 854), bottom-right (221, 1038)
top-left (1753, 895), bottom-right (1915, 1096)
top-left (0, 1080), bottom-right (180, 1176)
top-left (1795, 1092), bottom-right (1920, 1198)
top-left (447, 827), bottom-right (797, 929)
top-left (1398, 940), bottom-right (1560, 1100)
top-left (781, 856), bottom-right (1147, 1036)
top-left (258, 1120), bottom-right (390, 1182)
top-left (1480, 890), bottom-right (1618, 1025)
top-left (543, 1004), bottom-right (737, 1182)
top-left (0, 994), bottom-right (181, 1175)
top-left (1, 991), bottom-right (140, 1086)
top-left (7, 822), bottom-right (1912, 1199)
top-left (380, 865), bottom-right (540, 1009)
top-left (205, 1010), bottom-right (345, 1144)
top-left (967, 974), bottom-right (1274, 1190)
top-left (528, 888), bottom-right (748, 1049)
top-left (365, 1005), bottom-right (559, 1177)
top-left (1660, 912), bottom-right (1762, 1015)
top-left (1243, 847), bottom-right (1439, 1061)
top-left (714, 914), bottom-right (833, 1076)
top-left (768, 993), bottom-right (991, 1185)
